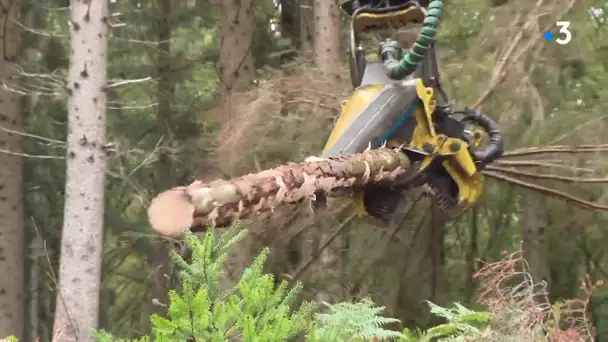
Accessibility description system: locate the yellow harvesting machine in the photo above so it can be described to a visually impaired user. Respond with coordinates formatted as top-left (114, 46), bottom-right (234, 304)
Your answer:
top-left (321, 0), bottom-right (504, 222)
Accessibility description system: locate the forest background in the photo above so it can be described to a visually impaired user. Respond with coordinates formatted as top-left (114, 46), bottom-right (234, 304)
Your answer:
top-left (1, 0), bottom-right (608, 340)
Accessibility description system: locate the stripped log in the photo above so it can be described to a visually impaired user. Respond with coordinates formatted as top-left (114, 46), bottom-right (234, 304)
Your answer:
top-left (147, 148), bottom-right (411, 236)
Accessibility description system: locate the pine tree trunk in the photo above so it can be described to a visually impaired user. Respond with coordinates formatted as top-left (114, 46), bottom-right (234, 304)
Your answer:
top-left (218, 0), bottom-right (256, 289)
top-left (0, 0), bottom-right (24, 337)
top-left (313, 0), bottom-right (340, 75)
top-left (26, 237), bottom-right (41, 342)
top-left (464, 208), bottom-right (479, 305)
top-left (151, 0), bottom-right (174, 317)
top-left (300, 0), bottom-right (314, 55)
top-left (52, 1), bottom-right (109, 340)
top-left (219, 0), bottom-right (254, 123)
top-left (312, 0), bottom-right (342, 302)
top-left (522, 191), bottom-right (550, 287)
top-left (148, 148), bottom-right (411, 232)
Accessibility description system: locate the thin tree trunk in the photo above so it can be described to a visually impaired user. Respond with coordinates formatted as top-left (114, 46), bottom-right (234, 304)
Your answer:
top-left (522, 191), bottom-right (550, 287)
top-left (312, 0), bottom-right (342, 302)
top-left (156, 0), bottom-right (174, 192)
top-left (300, 0), bottom-right (314, 55)
top-left (313, 0), bottom-right (340, 75)
top-left (218, 0), bottom-right (256, 290)
top-left (52, 0), bottom-right (109, 340)
top-left (429, 204), bottom-right (447, 306)
top-left (391, 198), bottom-right (436, 327)
top-left (0, 0), bottom-right (24, 337)
top-left (26, 236), bottom-right (41, 342)
top-left (219, 0), bottom-right (254, 124)
top-left (464, 207), bottom-right (479, 305)
top-left (151, 0), bottom-right (174, 317)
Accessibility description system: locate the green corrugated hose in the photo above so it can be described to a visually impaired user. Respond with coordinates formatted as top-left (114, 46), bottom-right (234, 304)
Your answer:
top-left (383, 0), bottom-right (444, 79)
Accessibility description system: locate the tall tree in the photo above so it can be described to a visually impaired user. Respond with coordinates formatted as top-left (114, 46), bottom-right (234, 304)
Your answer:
top-left (310, 0), bottom-right (342, 303)
top-left (299, 0), bottom-right (314, 54)
top-left (52, 0), bottom-right (109, 340)
top-left (216, 0), bottom-right (257, 290)
top-left (0, 0), bottom-right (24, 338)
top-left (313, 0), bottom-right (340, 74)
top-left (219, 0), bottom-right (254, 123)
top-left (151, 0), bottom-right (174, 317)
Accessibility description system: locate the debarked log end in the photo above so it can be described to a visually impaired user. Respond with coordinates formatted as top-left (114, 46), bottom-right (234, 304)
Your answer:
top-left (148, 187), bottom-right (195, 237)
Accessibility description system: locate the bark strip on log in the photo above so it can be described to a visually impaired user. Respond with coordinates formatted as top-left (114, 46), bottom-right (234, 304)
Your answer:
top-left (148, 148), bottom-right (411, 236)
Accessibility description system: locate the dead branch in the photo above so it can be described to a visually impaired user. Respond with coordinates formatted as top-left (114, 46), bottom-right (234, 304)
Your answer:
top-left (502, 145), bottom-right (608, 158)
top-left (493, 160), bottom-right (596, 174)
top-left (486, 165), bottom-right (608, 183)
top-left (482, 170), bottom-right (608, 211)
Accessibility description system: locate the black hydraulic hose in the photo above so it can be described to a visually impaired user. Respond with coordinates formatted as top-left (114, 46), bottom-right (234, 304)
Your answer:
top-left (461, 111), bottom-right (504, 168)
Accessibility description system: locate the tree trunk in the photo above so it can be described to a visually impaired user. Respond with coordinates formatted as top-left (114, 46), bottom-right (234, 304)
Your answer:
top-left (0, 0), bottom-right (24, 338)
top-left (300, 0), bottom-right (314, 55)
top-left (429, 204), bottom-right (447, 304)
top-left (219, 0), bottom-right (254, 124)
top-left (522, 191), bottom-right (550, 287)
top-left (148, 148), bottom-right (411, 236)
top-left (464, 207), bottom-right (479, 305)
top-left (26, 237), bottom-right (41, 342)
top-left (389, 196), bottom-right (436, 327)
top-left (151, 0), bottom-right (174, 317)
top-left (217, 0), bottom-right (257, 289)
top-left (313, 0), bottom-right (340, 74)
top-left (52, 1), bottom-right (109, 340)
top-left (311, 0), bottom-right (342, 301)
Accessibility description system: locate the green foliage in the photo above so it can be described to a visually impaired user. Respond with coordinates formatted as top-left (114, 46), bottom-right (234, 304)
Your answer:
top-left (401, 302), bottom-right (491, 341)
top-left (309, 298), bottom-right (406, 341)
top-left (91, 227), bottom-right (504, 342)
top-left (94, 227), bottom-right (413, 341)
top-left (95, 226), bottom-right (315, 341)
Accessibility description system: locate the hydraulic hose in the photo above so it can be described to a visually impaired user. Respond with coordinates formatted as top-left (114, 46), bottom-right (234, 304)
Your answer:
top-left (461, 111), bottom-right (504, 169)
top-left (381, 0), bottom-right (444, 79)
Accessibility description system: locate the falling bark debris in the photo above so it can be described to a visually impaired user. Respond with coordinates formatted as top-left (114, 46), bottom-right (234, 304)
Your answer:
top-left (148, 148), bottom-right (411, 236)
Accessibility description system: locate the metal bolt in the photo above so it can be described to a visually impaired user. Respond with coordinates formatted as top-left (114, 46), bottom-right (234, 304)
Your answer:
top-left (450, 141), bottom-right (461, 152)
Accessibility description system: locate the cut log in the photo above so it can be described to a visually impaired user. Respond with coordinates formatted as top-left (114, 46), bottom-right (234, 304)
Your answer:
top-left (148, 148), bottom-right (411, 236)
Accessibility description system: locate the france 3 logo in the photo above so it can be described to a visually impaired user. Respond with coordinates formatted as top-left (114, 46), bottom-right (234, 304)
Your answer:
top-left (543, 21), bottom-right (571, 45)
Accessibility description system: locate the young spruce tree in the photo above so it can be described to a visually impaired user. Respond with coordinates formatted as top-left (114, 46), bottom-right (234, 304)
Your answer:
top-left (94, 226), bottom-right (407, 341)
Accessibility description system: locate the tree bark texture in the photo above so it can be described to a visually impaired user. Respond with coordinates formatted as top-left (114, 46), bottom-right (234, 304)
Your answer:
top-left (311, 0), bottom-right (343, 303)
top-left (313, 0), bottom-right (341, 74)
top-left (300, 0), bottom-right (314, 54)
top-left (219, 0), bottom-right (254, 123)
top-left (148, 148), bottom-right (411, 236)
top-left (522, 191), bottom-right (550, 288)
top-left (52, 0), bottom-right (109, 340)
top-left (151, 0), bottom-right (174, 317)
top-left (155, 0), bottom-right (174, 193)
top-left (0, 0), bottom-right (24, 338)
